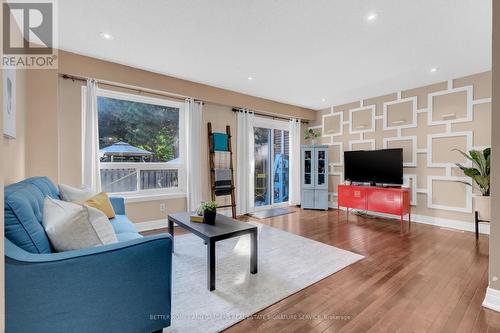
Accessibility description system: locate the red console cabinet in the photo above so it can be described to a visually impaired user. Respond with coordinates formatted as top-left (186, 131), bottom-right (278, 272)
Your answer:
top-left (337, 185), bottom-right (411, 226)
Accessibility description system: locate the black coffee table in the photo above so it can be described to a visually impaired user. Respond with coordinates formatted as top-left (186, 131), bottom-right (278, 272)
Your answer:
top-left (168, 212), bottom-right (258, 291)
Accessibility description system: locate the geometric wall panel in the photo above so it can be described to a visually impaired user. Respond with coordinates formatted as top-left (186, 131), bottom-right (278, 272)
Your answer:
top-left (427, 176), bottom-right (472, 213)
top-left (363, 93), bottom-right (399, 116)
top-left (415, 154), bottom-right (446, 189)
top-left (452, 102), bottom-right (491, 148)
top-left (320, 136), bottom-right (333, 145)
top-left (384, 136), bottom-right (417, 167)
top-left (427, 132), bottom-right (473, 167)
top-left (329, 173), bottom-right (343, 195)
top-left (349, 139), bottom-right (375, 151)
top-left (322, 112), bottom-right (343, 137)
top-left (314, 72), bottom-right (488, 226)
top-left (383, 97), bottom-right (417, 130)
top-left (328, 142), bottom-right (343, 166)
top-left (428, 86), bottom-right (473, 125)
top-left (403, 174), bottom-right (417, 206)
top-left (349, 106), bottom-right (375, 134)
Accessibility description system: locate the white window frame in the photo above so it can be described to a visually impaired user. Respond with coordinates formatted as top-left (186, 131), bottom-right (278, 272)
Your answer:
top-left (82, 87), bottom-right (186, 199)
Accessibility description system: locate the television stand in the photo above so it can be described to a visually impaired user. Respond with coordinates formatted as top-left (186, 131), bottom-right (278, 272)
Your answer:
top-left (337, 184), bottom-right (411, 226)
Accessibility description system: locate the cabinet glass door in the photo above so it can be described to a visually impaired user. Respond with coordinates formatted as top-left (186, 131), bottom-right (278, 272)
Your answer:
top-left (315, 148), bottom-right (327, 189)
top-left (303, 149), bottom-right (313, 187)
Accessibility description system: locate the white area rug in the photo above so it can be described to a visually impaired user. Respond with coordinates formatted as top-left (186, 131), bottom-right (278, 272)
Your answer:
top-left (165, 222), bottom-right (364, 333)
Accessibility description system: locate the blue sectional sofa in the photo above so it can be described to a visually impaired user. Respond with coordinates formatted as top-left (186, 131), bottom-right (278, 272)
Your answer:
top-left (4, 177), bottom-right (172, 333)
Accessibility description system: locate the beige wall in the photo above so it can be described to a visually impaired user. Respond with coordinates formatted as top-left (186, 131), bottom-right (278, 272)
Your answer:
top-left (25, 69), bottom-right (59, 182)
top-left (35, 51), bottom-right (314, 223)
top-left (313, 71), bottom-right (492, 225)
top-left (3, 70), bottom-right (26, 184)
top-left (489, 0), bottom-right (500, 292)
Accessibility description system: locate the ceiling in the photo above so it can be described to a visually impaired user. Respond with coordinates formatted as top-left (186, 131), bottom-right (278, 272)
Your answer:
top-left (58, 0), bottom-right (492, 110)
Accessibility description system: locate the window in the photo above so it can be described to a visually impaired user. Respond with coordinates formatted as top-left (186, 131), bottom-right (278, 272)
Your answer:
top-left (91, 88), bottom-right (185, 196)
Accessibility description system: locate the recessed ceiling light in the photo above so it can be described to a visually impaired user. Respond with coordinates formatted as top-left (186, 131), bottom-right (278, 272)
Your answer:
top-left (100, 32), bottom-right (114, 40)
top-left (366, 13), bottom-right (377, 21)
top-left (322, 98), bottom-right (326, 102)
top-left (430, 67), bottom-right (439, 73)
top-left (247, 76), bottom-right (253, 81)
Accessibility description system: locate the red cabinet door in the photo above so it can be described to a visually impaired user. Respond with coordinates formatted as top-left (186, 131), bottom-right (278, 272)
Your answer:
top-left (338, 185), bottom-right (366, 209)
top-left (366, 188), bottom-right (402, 215)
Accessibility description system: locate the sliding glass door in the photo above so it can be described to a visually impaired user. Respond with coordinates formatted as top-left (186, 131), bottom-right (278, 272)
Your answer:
top-left (253, 118), bottom-right (290, 208)
top-left (254, 127), bottom-right (272, 207)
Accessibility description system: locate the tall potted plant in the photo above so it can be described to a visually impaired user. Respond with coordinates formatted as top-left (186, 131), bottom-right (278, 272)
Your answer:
top-left (454, 148), bottom-right (491, 220)
top-left (304, 128), bottom-right (321, 145)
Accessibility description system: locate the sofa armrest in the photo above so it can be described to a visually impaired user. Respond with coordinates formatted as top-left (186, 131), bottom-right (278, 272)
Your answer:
top-left (5, 234), bottom-right (172, 333)
top-left (109, 196), bottom-right (126, 215)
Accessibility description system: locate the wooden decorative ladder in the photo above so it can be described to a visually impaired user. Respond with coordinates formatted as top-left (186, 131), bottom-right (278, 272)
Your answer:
top-left (207, 122), bottom-right (236, 218)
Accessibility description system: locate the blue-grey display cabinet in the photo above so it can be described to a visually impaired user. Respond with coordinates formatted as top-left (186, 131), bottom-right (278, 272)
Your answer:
top-left (301, 145), bottom-right (329, 210)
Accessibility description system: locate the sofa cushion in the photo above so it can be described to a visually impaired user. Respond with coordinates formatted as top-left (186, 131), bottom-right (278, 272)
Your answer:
top-left (116, 232), bottom-right (143, 242)
top-left (42, 197), bottom-right (118, 252)
top-left (109, 215), bottom-right (139, 234)
top-left (4, 179), bottom-right (56, 254)
top-left (5, 176), bottom-right (141, 253)
top-left (110, 215), bottom-right (142, 242)
top-left (21, 177), bottom-right (60, 199)
top-left (58, 183), bottom-right (94, 202)
top-left (83, 192), bottom-right (116, 219)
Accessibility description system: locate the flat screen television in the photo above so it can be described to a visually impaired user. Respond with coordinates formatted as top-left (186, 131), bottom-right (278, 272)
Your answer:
top-left (344, 148), bottom-right (403, 185)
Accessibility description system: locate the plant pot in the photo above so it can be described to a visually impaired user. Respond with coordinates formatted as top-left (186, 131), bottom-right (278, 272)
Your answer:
top-left (311, 139), bottom-right (317, 146)
top-left (474, 195), bottom-right (491, 221)
top-left (203, 210), bottom-right (216, 225)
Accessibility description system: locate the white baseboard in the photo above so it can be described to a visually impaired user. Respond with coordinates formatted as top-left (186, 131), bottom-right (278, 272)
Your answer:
top-left (135, 211), bottom-right (233, 232)
top-left (483, 287), bottom-right (500, 312)
top-left (135, 219), bottom-right (168, 232)
top-left (328, 203), bottom-right (489, 235)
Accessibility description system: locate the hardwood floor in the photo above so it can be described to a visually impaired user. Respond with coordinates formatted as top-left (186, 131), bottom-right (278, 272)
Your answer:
top-left (143, 208), bottom-right (500, 332)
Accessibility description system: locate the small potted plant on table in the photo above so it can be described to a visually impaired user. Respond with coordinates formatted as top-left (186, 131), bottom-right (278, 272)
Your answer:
top-left (200, 201), bottom-right (218, 225)
top-left (454, 148), bottom-right (491, 220)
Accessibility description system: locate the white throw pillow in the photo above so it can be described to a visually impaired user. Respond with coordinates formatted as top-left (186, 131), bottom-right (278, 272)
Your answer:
top-left (42, 197), bottom-right (118, 252)
top-left (59, 184), bottom-right (95, 202)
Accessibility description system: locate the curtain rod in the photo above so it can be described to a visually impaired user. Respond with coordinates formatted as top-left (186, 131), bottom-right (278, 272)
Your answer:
top-left (232, 108), bottom-right (309, 124)
top-left (60, 73), bottom-right (309, 123)
top-left (59, 73), bottom-right (200, 103)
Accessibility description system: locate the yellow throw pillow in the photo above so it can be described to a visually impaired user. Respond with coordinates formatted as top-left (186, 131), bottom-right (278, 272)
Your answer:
top-left (83, 192), bottom-right (116, 219)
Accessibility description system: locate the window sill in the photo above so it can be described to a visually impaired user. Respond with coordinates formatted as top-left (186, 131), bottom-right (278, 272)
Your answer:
top-left (117, 192), bottom-right (186, 203)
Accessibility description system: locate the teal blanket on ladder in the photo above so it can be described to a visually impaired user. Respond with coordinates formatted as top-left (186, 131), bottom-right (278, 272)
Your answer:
top-left (212, 133), bottom-right (228, 151)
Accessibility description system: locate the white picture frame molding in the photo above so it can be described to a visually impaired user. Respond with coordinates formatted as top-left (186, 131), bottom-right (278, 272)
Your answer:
top-left (322, 111), bottom-right (344, 137)
top-left (383, 136), bottom-right (418, 167)
top-left (427, 131), bottom-right (473, 168)
top-left (427, 175), bottom-right (472, 213)
top-left (348, 105), bottom-right (375, 134)
top-left (383, 96), bottom-right (418, 130)
top-left (427, 85), bottom-right (473, 126)
top-left (349, 139), bottom-right (376, 151)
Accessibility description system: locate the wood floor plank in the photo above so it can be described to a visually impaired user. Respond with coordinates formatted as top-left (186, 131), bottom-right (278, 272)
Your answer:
top-left (145, 208), bottom-right (500, 332)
